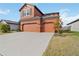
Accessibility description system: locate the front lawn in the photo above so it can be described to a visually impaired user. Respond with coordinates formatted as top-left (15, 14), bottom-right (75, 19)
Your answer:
top-left (0, 33), bottom-right (4, 35)
top-left (0, 32), bottom-right (10, 35)
top-left (0, 31), bottom-right (17, 35)
top-left (43, 32), bottom-right (79, 56)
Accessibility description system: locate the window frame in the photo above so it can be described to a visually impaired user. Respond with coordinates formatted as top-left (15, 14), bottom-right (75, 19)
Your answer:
top-left (21, 8), bottom-right (32, 17)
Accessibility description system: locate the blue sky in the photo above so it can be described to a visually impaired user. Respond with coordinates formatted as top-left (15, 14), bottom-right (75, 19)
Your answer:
top-left (0, 3), bottom-right (79, 26)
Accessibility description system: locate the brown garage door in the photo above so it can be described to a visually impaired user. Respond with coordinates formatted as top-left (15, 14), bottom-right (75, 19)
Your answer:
top-left (22, 23), bottom-right (40, 32)
top-left (43, 22), bottom-right (55, 32)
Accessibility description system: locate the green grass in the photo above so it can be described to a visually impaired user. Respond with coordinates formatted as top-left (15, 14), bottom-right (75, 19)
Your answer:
top-left (0, 31), bottom-right (15, 35)
top-left (0, 32), bottom-right (5, 35)
top-left (43, 32), bottom-right (79, 56)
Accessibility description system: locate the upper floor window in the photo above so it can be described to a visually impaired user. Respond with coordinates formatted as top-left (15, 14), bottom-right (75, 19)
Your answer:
top-left (26, 9), bottom-right (31, 16)
top-left (21, 8), bottom-right (32, 17)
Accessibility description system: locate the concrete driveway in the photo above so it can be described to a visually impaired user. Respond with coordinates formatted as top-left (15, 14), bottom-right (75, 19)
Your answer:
top-left (0, 32), bottom-right (54, 56)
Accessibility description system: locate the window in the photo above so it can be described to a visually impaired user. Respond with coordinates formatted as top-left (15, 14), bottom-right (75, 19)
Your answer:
top-left (21, 11), bottom-right (26, 17)
top-left (26, 8), bottom-right (31, 16)
top-left (21, 8), bottom-right (32, 17)
top-left (25, 9), bottom-right (28, 16)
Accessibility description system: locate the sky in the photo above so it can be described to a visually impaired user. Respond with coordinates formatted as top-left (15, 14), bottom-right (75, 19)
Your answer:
top-left (0, 3), bottom-right (79, 26)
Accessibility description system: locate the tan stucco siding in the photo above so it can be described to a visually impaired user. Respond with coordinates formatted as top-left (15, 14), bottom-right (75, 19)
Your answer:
top-left (70, 21), bottom-right (79, 31)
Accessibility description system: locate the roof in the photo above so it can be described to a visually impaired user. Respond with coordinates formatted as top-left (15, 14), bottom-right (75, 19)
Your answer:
top-left (19, 3), bottom-right (60, 17)
top-left (67, 19), bottom-right (79, 25)
top-left (0, 20), bottom-right (18, 25)
top-left (43, 12), bottom-right (59, 16)
top-left (19, 3), bottom-right (44, 15)
top-left (19, 3), bottom-right (34, 11)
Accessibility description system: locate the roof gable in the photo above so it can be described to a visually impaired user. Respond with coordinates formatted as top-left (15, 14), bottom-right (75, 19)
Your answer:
top-left (19, 3), bottom-right (34, 11)
top-left (19, 3), bottom-right (60, 18)
top-left (19, 3), bottom-right (44, 15)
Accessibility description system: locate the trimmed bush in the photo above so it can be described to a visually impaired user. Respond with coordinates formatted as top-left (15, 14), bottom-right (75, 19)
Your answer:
top-left (0, 23), bottom-right (10, 33)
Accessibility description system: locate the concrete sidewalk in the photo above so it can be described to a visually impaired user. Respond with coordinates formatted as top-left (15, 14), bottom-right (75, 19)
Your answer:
top-left (0, 32), bottom-right (54, 56)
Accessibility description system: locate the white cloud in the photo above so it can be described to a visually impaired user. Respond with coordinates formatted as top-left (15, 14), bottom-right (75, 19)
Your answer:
top-left (0, 9), bottom-right (10, 15)
top-left (59, 9), bottom-right (79, 26)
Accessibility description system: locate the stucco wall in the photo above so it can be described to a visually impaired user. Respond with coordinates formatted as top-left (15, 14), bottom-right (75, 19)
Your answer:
top-left (20, 17), bottom-right (41, 32)
top-left (8, 24), bottom-right (19, 31)
top-left (19, 4), bottom-right (60, 32)
top-left (20, 17), bottom-right (60, 32)
top-left (20, 5), bottom-right (35, 19)
top-left (70, 21), bottom-right (79, 31)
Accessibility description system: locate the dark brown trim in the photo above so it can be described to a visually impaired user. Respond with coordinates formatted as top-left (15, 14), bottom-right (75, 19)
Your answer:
top-left (43, 22), bottom-right (54, 24)
top-left (44, 12), bottom-right (59, 16)
top-left (23, 22), bottom-right (38, 25)
top-left (22, 24), bottom-right (24, 31)
top-left (67, 19), bottom-right (79, 25)
top-left (20, 18), bottom-right (40, 22)
top-left (19, 3), bottom-right (27, 11)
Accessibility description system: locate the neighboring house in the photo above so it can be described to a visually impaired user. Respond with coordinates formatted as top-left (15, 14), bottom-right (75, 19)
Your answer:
top-left (19, 3), bottom-right (61, 32)
top-left (61, 26), bottom-right (71, 31)
top-left (0, 20), bottom-right (19, 31)
top-left (67, 19), bottom-right (79, 32)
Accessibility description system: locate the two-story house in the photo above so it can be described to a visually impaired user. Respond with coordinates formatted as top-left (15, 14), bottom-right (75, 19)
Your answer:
top-left (19, 4), bottom-right (60, 32)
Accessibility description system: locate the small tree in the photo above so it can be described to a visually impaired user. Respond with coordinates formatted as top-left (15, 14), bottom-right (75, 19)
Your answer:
top-left (54, 19), bottom-right (62, 34)
top-left (0, 23), bottom-right (10, 33)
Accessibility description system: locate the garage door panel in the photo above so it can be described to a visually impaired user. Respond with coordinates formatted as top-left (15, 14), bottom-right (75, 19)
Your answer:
top-left (44, 23), bottom-right (55, 32)
top-left (23, 23), bottom-right (40, 32)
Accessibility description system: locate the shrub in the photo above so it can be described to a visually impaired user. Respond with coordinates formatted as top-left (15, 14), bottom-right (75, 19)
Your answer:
top-left (0, 23), bottom-right (10, 33)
